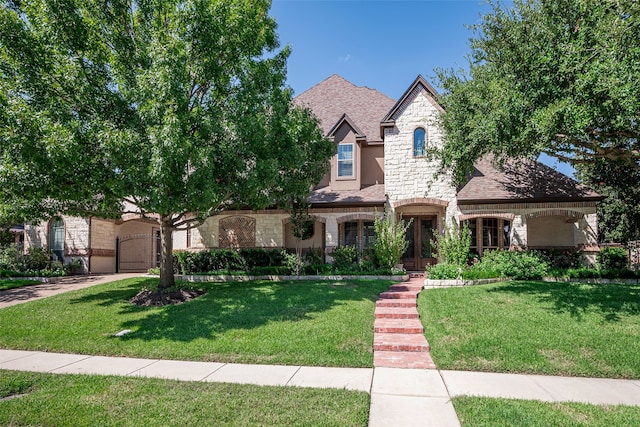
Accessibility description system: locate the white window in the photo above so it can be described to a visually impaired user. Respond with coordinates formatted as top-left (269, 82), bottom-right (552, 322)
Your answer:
top-left (337, 143), bottom-right (354, 178)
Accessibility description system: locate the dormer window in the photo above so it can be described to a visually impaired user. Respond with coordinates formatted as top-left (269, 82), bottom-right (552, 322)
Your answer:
top-left (337, 143), bottom-right (354, 178)
top-left (413, 128), bottom-right (426, 157)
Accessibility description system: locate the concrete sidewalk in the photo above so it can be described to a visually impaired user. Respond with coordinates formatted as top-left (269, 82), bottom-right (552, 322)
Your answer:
top-left (3, 349), bottom-right (640, 427)
top-left (0, 349), bottom-right (373, 391)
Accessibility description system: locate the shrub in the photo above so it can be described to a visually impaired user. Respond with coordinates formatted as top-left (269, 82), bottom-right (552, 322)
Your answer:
top-left (302, 248), bottom-right (324, 265)
top-left (373, 213), bottom-right (411, 270)
top-left (432, 221), bottom-right (471, 266)
top-left (239, 248), bottom-right (285, 268)
top-left (597, 247), bottom-right (628, 270)
top-left (541, 248), bottom-right (583, 269)
top-left (302, 263), bottom-right (333, 275)
top-left (0, 244), bottom-right (21, 271)
top-left (426, 263), bottom-right (464, 280)
top-left (281, 251), bottom-right (303, 275)
top-left (22, 247), bottom-right (51, 271)
top-left (331, 246), bottom-right (358, 270)
top-left (480, 250), bottom-right (548, 280)
top-left (463, 262), bottom-right (500, 280)
top-left (249, 266), bottom-right (291, 276)
top-left (173, 249), bottom-right (287, 274)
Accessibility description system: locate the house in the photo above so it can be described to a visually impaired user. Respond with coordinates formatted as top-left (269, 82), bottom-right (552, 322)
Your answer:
top-left (23, 75), bottom-right (602, 272)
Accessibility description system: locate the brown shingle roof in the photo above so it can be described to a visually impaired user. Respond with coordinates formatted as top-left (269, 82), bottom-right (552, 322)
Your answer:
top-left (308, 184), bottom-right (386, 206)
top-left (294, 74), bottom-right (396, 143)
top-left (457, 156), bottom-right (602, 204)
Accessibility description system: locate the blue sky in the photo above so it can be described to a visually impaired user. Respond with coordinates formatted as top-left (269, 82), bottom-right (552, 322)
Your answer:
top-left (269, 0), bottom-right (576, 177)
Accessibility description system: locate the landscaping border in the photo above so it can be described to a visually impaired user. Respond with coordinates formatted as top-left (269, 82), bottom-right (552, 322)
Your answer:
top-left (543, 277), bottom-right (640, 284)
top-left (424, 278), bottom-right (505, 288)
top-left (424, 277), bottom-right (640, 288)
top-left (176, 274), bottom-right (410, 283)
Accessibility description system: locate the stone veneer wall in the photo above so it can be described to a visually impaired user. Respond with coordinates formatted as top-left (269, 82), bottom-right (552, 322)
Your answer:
top-left (173, 208), bottom-right (382, 258)
top-left (383, 91), bottom-right (458, 223)
top-left (25, 215), bottom-right (91, 272)
top-left (184, 213), bottom-right (290, 249)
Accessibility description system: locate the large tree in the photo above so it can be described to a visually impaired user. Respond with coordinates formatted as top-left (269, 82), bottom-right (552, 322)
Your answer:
top-left (575, 160), bottom-right (640, 243)
top-left (437, 0), bottom-right (640, 183)
top-left (0, 0), bottom-right (333, 288)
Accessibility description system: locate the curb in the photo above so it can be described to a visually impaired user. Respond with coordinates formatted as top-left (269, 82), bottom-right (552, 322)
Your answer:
top-left (424, 278), bottom-right (505, 288)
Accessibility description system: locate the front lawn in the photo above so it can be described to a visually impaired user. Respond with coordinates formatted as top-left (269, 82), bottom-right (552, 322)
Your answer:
top-left (0, 279), bottom-right (41, 291)
top-left (453, 396), bottom-right (640, 427)
top-left (0, 370), bottom-right (369, 426)
top-left (419, 280), bottom-right (640, 378)
top-left (0, 277), bottom-right (393, 367)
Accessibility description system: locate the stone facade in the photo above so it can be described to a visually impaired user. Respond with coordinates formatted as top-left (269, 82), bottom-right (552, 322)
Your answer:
top-left (383, 90), bottom-right (458, 224)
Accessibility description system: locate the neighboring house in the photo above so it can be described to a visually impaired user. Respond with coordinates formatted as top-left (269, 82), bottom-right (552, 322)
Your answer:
top-left (24, 74), bottom-right (602, 272)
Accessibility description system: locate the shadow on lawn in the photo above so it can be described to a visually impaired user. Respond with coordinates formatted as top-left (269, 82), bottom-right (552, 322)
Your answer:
top-left (491, 281), bottom-right (640, 322)
top-left (71, 279), bottom-right (391, 343)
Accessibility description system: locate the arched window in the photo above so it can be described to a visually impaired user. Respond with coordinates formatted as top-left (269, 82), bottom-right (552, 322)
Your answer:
top-left (413, 128), bottom-right (426, 157)
top-left (49, 217), bottom-right (64, 262)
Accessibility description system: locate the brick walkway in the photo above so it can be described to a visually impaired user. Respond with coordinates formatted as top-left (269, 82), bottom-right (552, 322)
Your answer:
top-left (373, 275), bottom-right (436, 369)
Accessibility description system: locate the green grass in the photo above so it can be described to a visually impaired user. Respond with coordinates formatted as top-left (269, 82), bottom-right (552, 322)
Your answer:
top-left (0, 370), bottom-right (369, 426)
top-left (453, 396), bottom-right (640, 426)
top-left (419, 280), bottom-right (640, 378)
top-left (0, 277), bottom-right (393, 367)
top-left (0, 279), bottom-right (40, 291)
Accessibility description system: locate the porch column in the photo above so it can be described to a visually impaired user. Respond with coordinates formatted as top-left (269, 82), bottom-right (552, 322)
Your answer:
top-left (511, 214), bottom-right (527, 249)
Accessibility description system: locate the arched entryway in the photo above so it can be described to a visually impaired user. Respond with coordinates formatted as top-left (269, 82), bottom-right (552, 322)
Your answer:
top-left (393, 198), bottom-right (448, 270)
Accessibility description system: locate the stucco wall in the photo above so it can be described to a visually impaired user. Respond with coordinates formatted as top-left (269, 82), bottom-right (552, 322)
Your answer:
top-left (91, 219), bottom-right (116, 250)
top-left (527, 216), bottom-right (577, 247)
top-left (284, 221), bottom-right (324, 250)
top-left (329, 125), bottom-right (360, 191)
top-left (91, 257), bottom-right (115, 274)
top-left (361, 144), bottom-right (384, 186)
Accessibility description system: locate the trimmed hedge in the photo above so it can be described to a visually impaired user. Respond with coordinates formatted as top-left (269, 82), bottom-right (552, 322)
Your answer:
top-left (173, 248), bottom-right (286, 275)
top-left (170, 247), bottom-right (395, 276)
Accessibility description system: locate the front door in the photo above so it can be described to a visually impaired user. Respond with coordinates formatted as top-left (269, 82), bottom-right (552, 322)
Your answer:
top-left (402, 216), bottom-right (436, 271)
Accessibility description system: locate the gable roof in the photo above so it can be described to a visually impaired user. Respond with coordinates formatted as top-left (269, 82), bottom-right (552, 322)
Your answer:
top-left (326, 113), bottom-right (366, 142)
top-left (294, 74), bottom-right (395, 144)
top-left (380, 75), bottom-right (444, 138)
top-left (457, 156), bottom-right (603, 204)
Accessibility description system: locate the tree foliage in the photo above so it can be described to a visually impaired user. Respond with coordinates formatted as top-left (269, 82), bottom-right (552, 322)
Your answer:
top-left (373, 212), bottom-right (411, 270)
top-left (0, 0), bottom-right (333, 288)
top-left (437, 0), bottom-right (640, 183)
top-left (431, 221), bottom-right (471, 266)
top-left (575, 160), bottom-right (640, 243)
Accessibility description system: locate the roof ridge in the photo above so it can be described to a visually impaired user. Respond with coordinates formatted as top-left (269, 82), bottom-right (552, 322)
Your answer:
top-left (294, 74), bottom-right (354, 99)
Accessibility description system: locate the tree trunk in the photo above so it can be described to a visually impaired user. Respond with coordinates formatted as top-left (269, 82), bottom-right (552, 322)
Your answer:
top-left (158, 216), bottom-right (175, 290)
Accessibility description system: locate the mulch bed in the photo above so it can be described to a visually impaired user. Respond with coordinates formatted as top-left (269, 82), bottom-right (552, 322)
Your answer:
top-left (130, 288), bottom-right (206, 307)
